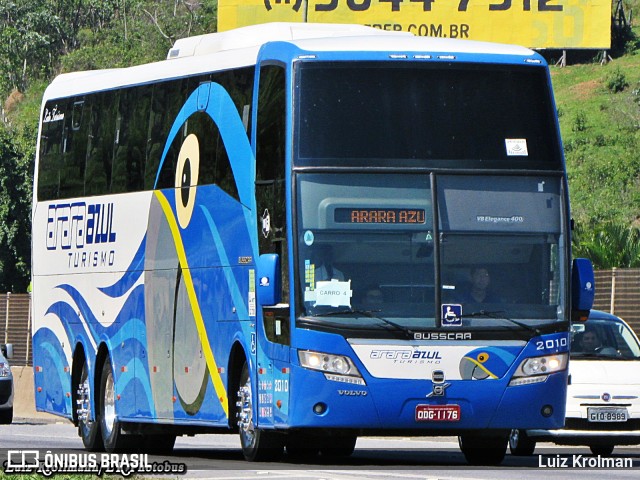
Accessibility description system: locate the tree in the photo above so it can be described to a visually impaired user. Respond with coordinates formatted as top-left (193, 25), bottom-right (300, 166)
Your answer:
top-left (0, 125), bottom-right (33, 292)
top-left (572, 222), bottom-right (640, 269)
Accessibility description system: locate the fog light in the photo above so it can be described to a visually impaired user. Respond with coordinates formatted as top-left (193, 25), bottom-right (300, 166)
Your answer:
top-left (313, 402), bottom-right (327, 415)
top-left (541, 405), bottom-right (553, 417)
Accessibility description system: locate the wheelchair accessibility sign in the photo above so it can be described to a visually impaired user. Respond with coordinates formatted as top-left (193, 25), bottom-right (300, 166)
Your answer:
top-left (441, 304), bottom-right (462, 327)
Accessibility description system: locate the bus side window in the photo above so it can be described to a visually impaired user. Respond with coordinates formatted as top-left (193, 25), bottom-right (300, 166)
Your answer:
top-left (256, 64), bottom-right (288, 301)
top-left (211, 68), bottom-right (255, 200)
top-left (38, 100), bottom-right (66, 201)
top-left (146, 80), bottom-right (187, 190)
top-left (59, 99), bottom-right (88, 199)
top-left (111, 86), bottom-right (149, 193)
top-left (85, 92), bottom-right (116, 196)
top-left (183, 90), bottom-right (240, 202)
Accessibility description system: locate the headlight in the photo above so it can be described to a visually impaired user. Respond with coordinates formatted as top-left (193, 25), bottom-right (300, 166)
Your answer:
top-left (509, 353), bottom-right (568, 387)
top-left (298, 350), bottom-right (365, 385)
top-left (0, 362), bottom-right (10, 377)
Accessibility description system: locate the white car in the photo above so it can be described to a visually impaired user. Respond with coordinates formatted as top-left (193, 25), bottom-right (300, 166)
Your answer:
top-left (0, 343), bottom-right (13, 424)
top-left (510, 310), bottom-right (640, 456)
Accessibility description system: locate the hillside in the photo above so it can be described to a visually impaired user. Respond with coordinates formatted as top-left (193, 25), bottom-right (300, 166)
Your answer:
top-left (552, 47), bottom-right (640, 228)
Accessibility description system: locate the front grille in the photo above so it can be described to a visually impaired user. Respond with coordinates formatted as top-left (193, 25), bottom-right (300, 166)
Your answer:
top-left (565, 418), bottom-right (640, 431)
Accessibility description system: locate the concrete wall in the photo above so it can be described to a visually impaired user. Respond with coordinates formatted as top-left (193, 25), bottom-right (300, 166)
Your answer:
top-left (11, 366), bottom-right (59, 422)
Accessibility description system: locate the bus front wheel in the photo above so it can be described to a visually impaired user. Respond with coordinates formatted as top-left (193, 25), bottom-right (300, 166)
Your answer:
top-left (590, 444), bottom-right (614, 456)
top-left (458, 433), bottom-right (507, 466)
top-left (508, 429), bottom-right (536, 456)
top-left (236, 361), bottom-right (283, 461)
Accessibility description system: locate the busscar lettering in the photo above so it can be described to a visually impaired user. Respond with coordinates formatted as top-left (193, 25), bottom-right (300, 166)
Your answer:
top-left (414, 332), bottom-right (472, 340)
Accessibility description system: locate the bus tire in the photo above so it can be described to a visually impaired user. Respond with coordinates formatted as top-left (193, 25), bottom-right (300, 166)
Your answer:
top-left (508, 429), bottom-right (536, 456)
top-left (0, 407), bottom-right (12, 425)
top-left (458, 433), bottom-right (507, 466)
top-left (589, 444), bottom-right (614, 456)
top-left (285, 434), bottom-right (320, 459)
top-left (99, 356), bottom-right (134, 453)
top-left (143, 434), bottom-right (176, 454)
top-left (236, 361), bottom-right (283, 461)
top-left (75, 358), bottom-right (103, 451)
top-left (319, 435), bottom-right (357, 457)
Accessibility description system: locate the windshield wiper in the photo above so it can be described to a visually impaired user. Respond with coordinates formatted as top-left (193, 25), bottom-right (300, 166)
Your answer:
top-left (461, 310), bottom-right (541, 335)
top-left (313, 309), bottom-right (414, 339)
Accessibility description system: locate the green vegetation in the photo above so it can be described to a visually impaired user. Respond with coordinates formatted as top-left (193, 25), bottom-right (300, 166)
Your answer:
top-left (0, 0), bottom-right (217, 292)
top-left (549, 1), bottom-right (640, 266)
top-left (1, 0), bottom-right (640, 290)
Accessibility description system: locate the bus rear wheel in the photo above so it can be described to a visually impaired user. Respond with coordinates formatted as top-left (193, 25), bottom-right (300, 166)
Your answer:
top-left (459, 433), bottom-right (507, 466)
top-left (76, 359), bottom-right (103, 451)
top-left (99, 356), bottom-right (136, 452)
top-left (236, 361), bottom-right (283, 461)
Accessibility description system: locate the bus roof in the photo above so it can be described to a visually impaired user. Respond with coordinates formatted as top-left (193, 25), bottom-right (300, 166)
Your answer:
top-left (42, 22), bottom-right (537, 102)
top-left (167, 22), bottom-right (409, 59)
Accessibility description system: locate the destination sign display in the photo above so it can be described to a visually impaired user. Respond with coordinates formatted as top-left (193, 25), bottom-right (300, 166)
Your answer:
top-left (335, 208), bottom-right (426, 224)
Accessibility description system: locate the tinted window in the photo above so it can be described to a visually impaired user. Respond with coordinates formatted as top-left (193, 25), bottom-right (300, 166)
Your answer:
top-left (85, 92), bottom-right (116, 195)
top-left (38, 67), bottom-right (254, 200)
top-left (38, 100), bottom-right (67, 200)
top-left (111, 86), bottom-right (151, 193)
top-left (295, 62), bottom-right (561, 170)
top-left (59, 99), bottom-right (88, 198)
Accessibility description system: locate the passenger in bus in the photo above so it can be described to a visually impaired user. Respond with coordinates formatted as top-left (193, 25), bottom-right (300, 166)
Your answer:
top-left (459, 267), bottom-right (500, 304)
top-left (313, 244), bottom-right (345, 281)
top-left (363, 288), bottom-right (383, 307)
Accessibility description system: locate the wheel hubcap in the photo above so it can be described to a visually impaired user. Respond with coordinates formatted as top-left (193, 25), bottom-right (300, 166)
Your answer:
top-left (103, 368), bottom-right (116, 438)
top-left (77, 366), bottom-right (92, 427)
top-left (236, 379), bottom-right (255, 447)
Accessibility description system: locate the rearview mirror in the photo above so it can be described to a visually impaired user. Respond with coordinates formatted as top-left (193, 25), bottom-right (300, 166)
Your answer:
top-left (257, 254), bottom-right (281, 306)
top-left (571, 258), bottom-right (594, 321)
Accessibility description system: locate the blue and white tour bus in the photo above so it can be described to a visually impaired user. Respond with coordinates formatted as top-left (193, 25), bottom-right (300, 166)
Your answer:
top-left (31, 22), bottom-right (595, 465)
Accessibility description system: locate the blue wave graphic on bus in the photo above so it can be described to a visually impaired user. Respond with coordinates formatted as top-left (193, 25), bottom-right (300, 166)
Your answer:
top-left (35, 81), bottom-right (259, 420)
top-left (99, 237), bottom-right (146, 298)
top-left (36, 278), bottom-right (156, 416)
top-left (34, 328), bottom-right (71, 415)
top-left (154, 81), bottom-right (258, 255)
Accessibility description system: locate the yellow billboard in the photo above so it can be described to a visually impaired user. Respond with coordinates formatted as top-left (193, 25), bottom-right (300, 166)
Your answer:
top-left (218, 0), bottom-right (611, 49)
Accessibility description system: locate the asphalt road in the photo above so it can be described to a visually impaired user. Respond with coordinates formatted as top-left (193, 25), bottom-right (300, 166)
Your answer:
top-left (2, 420), bottom-right (639, 479)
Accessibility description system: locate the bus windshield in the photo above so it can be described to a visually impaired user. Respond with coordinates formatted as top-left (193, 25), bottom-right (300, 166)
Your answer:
top-left (295, 173), bottom-right (566, 333)
top-left (295, 61), bottom-right (562, 170)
